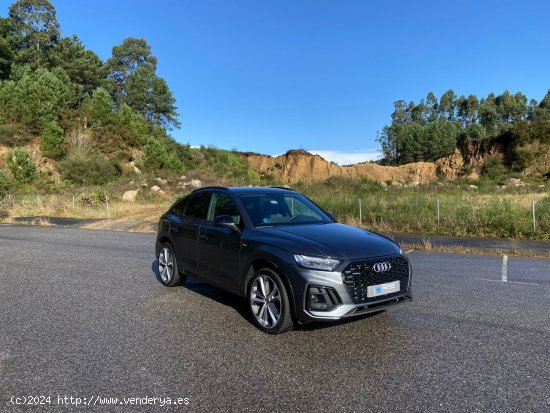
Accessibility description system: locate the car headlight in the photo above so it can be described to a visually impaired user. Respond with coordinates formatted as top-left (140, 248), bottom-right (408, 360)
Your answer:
top-left (293, 254), bottom-right (341, 271)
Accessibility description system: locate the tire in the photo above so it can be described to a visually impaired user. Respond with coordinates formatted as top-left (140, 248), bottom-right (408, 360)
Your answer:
top-left (158, 243), bottom-right (185, 287)
top-left (248, 268), bottom-right (293, 334)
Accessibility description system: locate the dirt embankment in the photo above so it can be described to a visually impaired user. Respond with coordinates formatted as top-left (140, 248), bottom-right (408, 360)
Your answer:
top-left (241, 137), bottom-right (549, 184)
top-left (241, 150), bottom-right (447, 184)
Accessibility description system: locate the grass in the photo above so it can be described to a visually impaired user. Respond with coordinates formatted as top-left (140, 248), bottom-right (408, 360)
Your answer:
top-left (1, 175), bottom-right (549, 241)
top-left (295, 177), bottom-right (550, 240)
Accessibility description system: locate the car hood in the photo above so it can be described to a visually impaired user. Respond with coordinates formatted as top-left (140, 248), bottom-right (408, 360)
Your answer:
top-left (262, 223), bottom-right (400, 260)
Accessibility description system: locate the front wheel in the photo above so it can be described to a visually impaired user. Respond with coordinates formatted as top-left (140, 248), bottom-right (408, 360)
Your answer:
top-left (248, 268), bottom-right (293, 334)
top-left (158, 243), bottom-right (185, 287)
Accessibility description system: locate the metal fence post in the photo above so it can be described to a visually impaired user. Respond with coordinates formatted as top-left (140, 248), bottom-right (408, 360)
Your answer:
top-left (533, 201), bottom-right (537, 231)
top-left (359, 199), bottom-right (362, 223)
top-left (436, 198), bottom-right (440, 224)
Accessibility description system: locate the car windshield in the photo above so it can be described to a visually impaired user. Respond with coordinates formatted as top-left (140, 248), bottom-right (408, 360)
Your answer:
top-left (238, 193), bottom-right (331, 227)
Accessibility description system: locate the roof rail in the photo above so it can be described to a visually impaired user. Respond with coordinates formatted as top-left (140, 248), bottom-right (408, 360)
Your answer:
top-left (269, 186), bottom-right (293, 191)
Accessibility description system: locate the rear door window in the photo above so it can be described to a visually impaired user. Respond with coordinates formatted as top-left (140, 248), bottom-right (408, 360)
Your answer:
top-left (185, 192), bottom-right (212, 220)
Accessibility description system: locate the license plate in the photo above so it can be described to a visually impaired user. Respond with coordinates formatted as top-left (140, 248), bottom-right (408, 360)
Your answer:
top-left (367, 281), bottom-right (400, 298)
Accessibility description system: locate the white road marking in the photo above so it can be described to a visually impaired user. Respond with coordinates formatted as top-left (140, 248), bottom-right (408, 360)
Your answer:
top-left (502, 255), bottom-right (508, 282)
top-left (405, 249), bottom-right (414, 255)
top-left (477, 278), bottom-right (539, 286)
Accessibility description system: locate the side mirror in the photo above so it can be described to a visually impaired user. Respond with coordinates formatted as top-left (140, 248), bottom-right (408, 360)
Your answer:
top-left (214, 215), bottom-right (241, 232)
top-left (326, 211), bottom-right (337, 222)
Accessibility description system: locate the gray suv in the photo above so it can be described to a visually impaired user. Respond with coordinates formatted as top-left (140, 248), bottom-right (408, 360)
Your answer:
top-left (156, 186), bottom-right (412, 334)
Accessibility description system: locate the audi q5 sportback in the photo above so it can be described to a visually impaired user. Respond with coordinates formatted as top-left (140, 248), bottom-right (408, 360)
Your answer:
top-left (156, 186), bottom-right (412, 334)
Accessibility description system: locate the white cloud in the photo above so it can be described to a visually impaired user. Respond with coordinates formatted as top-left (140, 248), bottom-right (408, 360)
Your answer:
top-left (309, 149), bottom-right (381, 166)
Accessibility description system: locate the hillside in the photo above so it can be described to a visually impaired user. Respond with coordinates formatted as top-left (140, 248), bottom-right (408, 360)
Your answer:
top-left (241, 137), bottom-right (550, 184)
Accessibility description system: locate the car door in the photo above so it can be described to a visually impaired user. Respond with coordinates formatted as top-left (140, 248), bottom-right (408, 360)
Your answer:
top-left (170, 191), bottom-right (212, 274)
top-left (196, 192), bottom-right (243, 292)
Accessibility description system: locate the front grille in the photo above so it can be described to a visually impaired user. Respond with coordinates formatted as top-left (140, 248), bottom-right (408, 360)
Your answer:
top-left (342, 255), bottom-right (410, 304)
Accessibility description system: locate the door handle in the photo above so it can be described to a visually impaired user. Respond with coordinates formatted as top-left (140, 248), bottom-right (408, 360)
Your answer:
top-left (199, 233), bottom-right (208, 242)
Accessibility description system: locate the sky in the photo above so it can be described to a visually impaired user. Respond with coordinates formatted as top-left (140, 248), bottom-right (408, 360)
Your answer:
top-left (6, 0), bottom-right (550, 164)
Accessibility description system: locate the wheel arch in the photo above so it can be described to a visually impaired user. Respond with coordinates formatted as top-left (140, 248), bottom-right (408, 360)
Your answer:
top-left (242, 255), bottom-right (297, 321)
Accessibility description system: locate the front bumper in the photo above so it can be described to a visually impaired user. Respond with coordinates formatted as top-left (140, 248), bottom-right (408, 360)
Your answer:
top-left (285, 255), bottom-right (412, 322)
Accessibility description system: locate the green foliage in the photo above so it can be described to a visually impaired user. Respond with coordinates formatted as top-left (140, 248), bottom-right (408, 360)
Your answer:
top-left (5, 148), bottom-right (36, 183)
top-left (198, 146), bottom-right (260, 182)
top-left (482, 156), bottom-right (506, 180)
top-left (378, 89), bottom-right (545, 167)
top-left (60, 154), bottom-right (119, 185)
top-left (0, 122), bottom-right (30, 146)
top-left (40, 120), bottom-right (64, 159)
top-left (142, 137), bottom-right (182, 172)
top-left (46, 35), bottom-right (105, 95)
top-left (0, 65), bottom-right (76, 132)
top-left (106, 37), bottom-right (179, 129)
top-left (0, 170), bottom-right (14, 196)
top-left (80, 87), bottom-right (114, 129)
top-left (113, 104), bottom-right (149, 146)
top-left (9, 0), bottom-right (60, 67)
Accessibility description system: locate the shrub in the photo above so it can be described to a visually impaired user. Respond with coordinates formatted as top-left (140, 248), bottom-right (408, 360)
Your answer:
top-left (0, 123), bottom-right (32, 147)
top-left (0, 171), bottom-right (14, 196)
top-left (60, 154), bottom-right (119, 185)
top-left (5, 149), bottom-right (36, 183)
top-left (41, 121), bottom-right (65, 159)
top-left (482, 156), bottom-right (506, 181)
top-left (142, 138), bottom-right (182, 172)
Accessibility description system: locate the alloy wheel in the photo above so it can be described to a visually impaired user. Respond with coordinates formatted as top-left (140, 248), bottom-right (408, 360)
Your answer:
top-left (158, 247), bottom-right (174, 284)
top-left (250, 274), bottom-right (282, 328)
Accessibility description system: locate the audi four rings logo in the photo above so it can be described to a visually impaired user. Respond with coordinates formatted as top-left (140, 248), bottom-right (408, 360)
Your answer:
top-left (373, 262), bottom-right (392, 272)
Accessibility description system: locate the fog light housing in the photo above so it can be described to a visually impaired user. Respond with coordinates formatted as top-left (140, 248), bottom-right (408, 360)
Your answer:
top-left (307, 286), bottom-right (342, 311)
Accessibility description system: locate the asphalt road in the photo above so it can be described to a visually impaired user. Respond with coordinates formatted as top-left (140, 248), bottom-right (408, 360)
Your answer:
top-left (0, 225), bottom-right (549, 412)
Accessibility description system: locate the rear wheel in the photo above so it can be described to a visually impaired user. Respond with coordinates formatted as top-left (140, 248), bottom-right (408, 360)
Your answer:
top-left (158, 243), bottom-right (185, 286)
top-left (248, 268), bottom-right (293, 334)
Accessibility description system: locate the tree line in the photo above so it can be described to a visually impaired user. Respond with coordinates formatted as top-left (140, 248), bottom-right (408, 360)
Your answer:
top-left (377, 89), bottom-right (550, 165)
top-left (0, 0), bottom-right (186, 189)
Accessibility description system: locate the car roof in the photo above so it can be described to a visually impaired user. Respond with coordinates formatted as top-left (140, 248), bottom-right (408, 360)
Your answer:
top-left (192, 186), bottom-right (295, 195)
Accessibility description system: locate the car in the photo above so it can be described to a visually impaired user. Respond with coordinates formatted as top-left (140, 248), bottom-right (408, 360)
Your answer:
top-left (155, 186), bottom-right (412, 334)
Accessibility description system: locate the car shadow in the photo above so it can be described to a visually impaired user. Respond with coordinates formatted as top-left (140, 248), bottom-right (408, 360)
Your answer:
top-left (151, 260), bottom-right (254, 324)
top-left (151, 260), bottom-right (387, 332)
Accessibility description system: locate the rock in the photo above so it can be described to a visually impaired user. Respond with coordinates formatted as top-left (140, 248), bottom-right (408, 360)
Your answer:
top-left (390, 181), bottom-right (402, 187)
top-left (468, 185), bottom-right (478, 190)
top-left (129, 161), bottom-right (141, 175)
top-left (437, 182), bottom-right (445, 187)
top-left (129, 180), bottom-right (135, 185)
top-left (141, 183), bottom-right (148, 188)
top-left (499, 177), bottom-right (525, 187)
top-left (179, 175), bottom-right (187, 181)
top-left (380, 182), bottom-right (388, 188)
top-left (155, 177), bottom-right (168, 186)
top-left (539, 184), bottom-right (545, 188)
top-left (409, 181), bottom-right (420, 187)
top-left (150, 185), bottom-right (161, 192)
top-left (189, 179), bottom-right (202, 188)
top-left (121, 190), bottom-right (138, 202)
top-left (158, 190), bottom-right (167, 197)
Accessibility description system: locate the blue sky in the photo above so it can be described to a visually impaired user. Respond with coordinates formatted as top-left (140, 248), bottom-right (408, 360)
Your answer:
top-left (14, 0), bottom-right (550, 163)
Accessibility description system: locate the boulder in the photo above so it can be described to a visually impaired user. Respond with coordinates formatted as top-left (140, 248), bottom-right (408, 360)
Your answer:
top-left (468, 185), bottom-right (478, 190)
top-left (155, 177), bottom-right (168, 186)
top-left (158, 190), bottom-right (167, 197)
top-left (189, 179), bottom-right (202, 188)
top-left (122, 190), bottom-right (138, 202)
top-left (129, 161), bottom-right (141, 175)
top-left (150, 185), bottom-right (161, 192)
